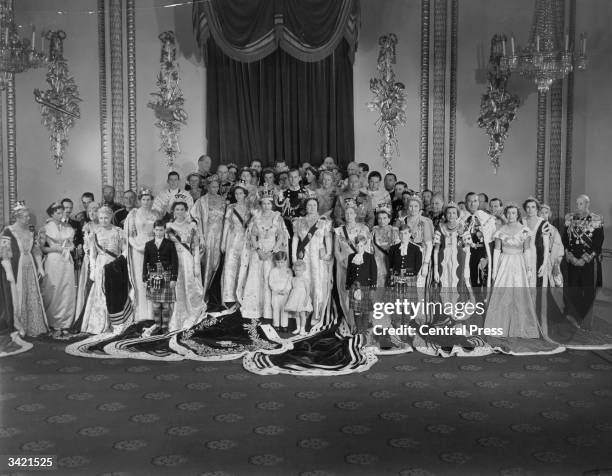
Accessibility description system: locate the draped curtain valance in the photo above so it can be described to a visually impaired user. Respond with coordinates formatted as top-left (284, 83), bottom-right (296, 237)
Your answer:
top-left (193, 0), bottom-right (360, 63)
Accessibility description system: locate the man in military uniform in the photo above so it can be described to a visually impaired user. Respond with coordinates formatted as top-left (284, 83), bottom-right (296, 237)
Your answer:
top-left (276, 168), bottom-right (307, 237)
top-left (563, 194), bottom-right (604, 321)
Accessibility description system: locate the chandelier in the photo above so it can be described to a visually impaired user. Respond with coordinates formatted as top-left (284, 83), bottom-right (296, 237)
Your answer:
top-left (0, 0), bottom-right (46, 90)
top-left (499, 0), bottom-right (587, 92)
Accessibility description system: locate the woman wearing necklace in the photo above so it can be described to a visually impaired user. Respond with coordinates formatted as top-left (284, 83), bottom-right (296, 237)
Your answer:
top-left (484, 204), bottom-right (560, 354)
top-left (394, 196), bottom-right (434, 287)
top-left (0, 202), bottom-right (48, 339)
top-left (167, 201), bottom-right (207, 331)
top-left (315, 170), bottom-right (337, 219)
top-left (371, 206), bottom-right (399, 287)
top-left (221, 183), bottom-right (252, 306)
top-left (291, 197), bottom-right (333, 327)
top-left (236, 193), bottom-right (289, 321)
top-left (81, 206), bottom-right (125, 334)
top-left (334, 202), bottom-right (371, 331)
top-left (125, 188), bottom-right (159, 322)
top-left (191, 175), bottom-right (227, 301)
top-left (41, 202), bottom-right (76, 337)
top-left (521, 197), bottom-right (549, 287)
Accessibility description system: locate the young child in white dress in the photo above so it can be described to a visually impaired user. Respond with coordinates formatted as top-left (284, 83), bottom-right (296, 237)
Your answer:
top-left (284, 260), bottom-right (313, 335)
top-left (268, 251), bottom-right (293, 332)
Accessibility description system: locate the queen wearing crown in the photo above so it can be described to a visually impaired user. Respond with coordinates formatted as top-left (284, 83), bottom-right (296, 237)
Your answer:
top-left (236, 189), bottom-right (289, 320)
top-left (220, 181), bottom-right (252, 305)
top-left (1, 202), bottom-right (49, 339)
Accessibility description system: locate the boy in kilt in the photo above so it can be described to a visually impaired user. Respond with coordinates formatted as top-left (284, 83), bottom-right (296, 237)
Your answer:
top-left (143, 220), bottom-right (179, 333)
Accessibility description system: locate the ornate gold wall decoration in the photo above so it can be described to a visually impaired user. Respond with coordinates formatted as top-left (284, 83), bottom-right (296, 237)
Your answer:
top-left (148, 31), bottom-right (188, 169)
top-left (367, 34), bottom-right (407, 172)
top-left (33, 31), bottom-right (82, 170)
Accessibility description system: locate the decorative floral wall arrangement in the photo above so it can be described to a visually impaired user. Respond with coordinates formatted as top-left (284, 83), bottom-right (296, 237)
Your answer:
top-left (477, 34), bottom-right (520, 173)
top-left (33, 30), bottom-right (81, 170)
top-left (367, 33), bottom-right (407, 172)
top-left (147, 31), bottom-right (188, 169)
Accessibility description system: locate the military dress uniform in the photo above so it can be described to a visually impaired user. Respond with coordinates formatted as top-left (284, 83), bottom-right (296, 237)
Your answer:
top-left (563, 211), bottom-right (604, 320)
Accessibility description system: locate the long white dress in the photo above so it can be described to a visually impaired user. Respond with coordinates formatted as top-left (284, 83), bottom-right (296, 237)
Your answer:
top-left (190, 194), bottom-right (226, 298)
top-left (292, 216), bottom-right (332, 323)
top-left (485, 226), bottom-right (539, 338)
top-left (236, 211), bottom-right (289, 320)
top-left (81, 226), bottom-right (123, 334)
top-left (41, 221), bottom-right (76, 329)
top-left (220, 203), bottom-right (251, 303)
top-left (125, 208), bottom-right (156, 321)
top-left (167, 221), bottom-right (207, 331)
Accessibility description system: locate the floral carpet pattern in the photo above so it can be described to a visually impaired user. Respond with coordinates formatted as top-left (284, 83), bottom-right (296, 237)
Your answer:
top-left (1, 341), bottom-right (612, 475)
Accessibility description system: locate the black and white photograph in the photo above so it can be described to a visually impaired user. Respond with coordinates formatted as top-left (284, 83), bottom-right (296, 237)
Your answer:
top-left (1, 0), bottom-right (611, 475)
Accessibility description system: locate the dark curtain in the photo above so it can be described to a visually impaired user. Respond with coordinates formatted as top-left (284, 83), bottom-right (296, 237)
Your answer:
top-left (206, 38), bottom-right (354, 169)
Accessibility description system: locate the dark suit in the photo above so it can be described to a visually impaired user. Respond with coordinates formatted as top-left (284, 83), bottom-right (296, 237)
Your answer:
top-left (143, 238), bottom-right (179, 283)
top-left (388, 242), bottom-right (421, 277)
top-left (346, 252), bottom-right (377, 289)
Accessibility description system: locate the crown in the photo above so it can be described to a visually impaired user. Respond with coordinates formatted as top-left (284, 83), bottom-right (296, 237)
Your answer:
top-left (232, 180), bottom-right (249, 195)
top-left (260, 183), bottom-right (275, 201)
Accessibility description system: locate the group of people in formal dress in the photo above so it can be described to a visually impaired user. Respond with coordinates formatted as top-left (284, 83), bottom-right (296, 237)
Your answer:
top-left (0, 154), bottom-right (605, 358)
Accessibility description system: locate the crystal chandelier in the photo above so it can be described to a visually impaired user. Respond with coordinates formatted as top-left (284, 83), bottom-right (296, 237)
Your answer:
top-left (0, 0), bottom-right (46, 90)
top-left (499, 0), bottom-right (587, 92)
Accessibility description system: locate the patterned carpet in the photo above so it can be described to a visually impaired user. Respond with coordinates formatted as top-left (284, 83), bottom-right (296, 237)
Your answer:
top-left (1, 341), bottom-right (612, 476)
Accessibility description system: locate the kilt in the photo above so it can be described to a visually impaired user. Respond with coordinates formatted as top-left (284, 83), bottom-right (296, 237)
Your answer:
top-left (146, 280), bottom-right (176, 303)
top-left (348, 287), bottom-right (374, 333)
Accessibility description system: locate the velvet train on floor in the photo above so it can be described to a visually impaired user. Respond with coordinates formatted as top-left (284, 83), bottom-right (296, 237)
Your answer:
top-left (66, 308), bottom-right (290, 361)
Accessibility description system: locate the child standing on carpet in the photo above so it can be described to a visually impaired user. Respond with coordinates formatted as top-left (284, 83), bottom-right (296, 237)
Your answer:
top-left (268, 251), bottom-right (293, 332)
top-left (284, 260), bottom-right (312, 335)
top-left (143, 220), bottom-right (178, 333)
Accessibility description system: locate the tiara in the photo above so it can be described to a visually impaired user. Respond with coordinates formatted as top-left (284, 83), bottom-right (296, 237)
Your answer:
top-left (444, 201), bottom-right (458, 209)
top-left (375, 203), bottom-right (392, 215)
top-left (139, 187), bottom-right (153, 196)
top-left (344, 197), bottom-right (358, 209)
top-left (232, 180), bottom-right (249, 194)
top-left (12, 200), bottom-right (27, 214)
top-left (206, 174), bottom-right (220, 183)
